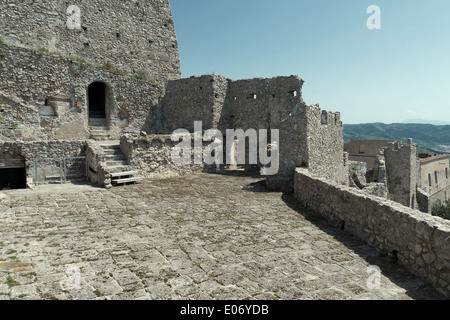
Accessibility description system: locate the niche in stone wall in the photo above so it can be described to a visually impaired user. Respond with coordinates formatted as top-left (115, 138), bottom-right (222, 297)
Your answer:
top-left (39, 95), bottom-right (71, 117)
top-left (321, 111), bottom-right (328, 125)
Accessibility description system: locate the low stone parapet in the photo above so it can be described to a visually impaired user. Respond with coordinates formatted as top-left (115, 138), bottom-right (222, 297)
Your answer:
top-left (294, 168), bottom-right (450, 297)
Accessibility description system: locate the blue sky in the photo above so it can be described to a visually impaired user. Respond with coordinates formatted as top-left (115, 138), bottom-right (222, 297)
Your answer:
top-left (170, 0), bottom-right (450, 125)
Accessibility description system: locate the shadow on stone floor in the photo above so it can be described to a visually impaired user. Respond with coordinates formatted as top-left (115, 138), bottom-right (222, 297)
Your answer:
top-left (240, 179), bottom-right (447, 300)
top-left (211, 169), bottom-right (262, 179)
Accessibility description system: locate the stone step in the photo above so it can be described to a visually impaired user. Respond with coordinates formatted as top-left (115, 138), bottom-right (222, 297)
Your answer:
top-left (97, 140), bottom-right (120, 146)
top-left (99, 144), bottom-right (120, 149)
top-left (110, 171), bottom-right (139, 178)
top-left (90, 135), bottom-right (111, 141)
top-left (90, 132), bottom-right (111, 138)
top-left (103, 150), bottom-right (124, 157)
top-left (106, 165), bottom-right (134, 173)
top-left (88, 118), bottom-right (107, 124)
top-left (106, 160), bottom-right (129, 167)
top-left (105, 154), bottom-right (127, 161)
top-left (111, 177), bottom-right (144, 185)
top-left (90, 128), bottom-right (109, 132)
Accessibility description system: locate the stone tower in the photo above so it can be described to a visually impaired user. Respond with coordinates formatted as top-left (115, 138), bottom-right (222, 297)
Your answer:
top-left (0, 0), bottom-right (181, 84)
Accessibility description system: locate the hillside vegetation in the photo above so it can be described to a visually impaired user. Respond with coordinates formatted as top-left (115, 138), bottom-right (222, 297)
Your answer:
top-left (343, 123), bottom-right (450, 153)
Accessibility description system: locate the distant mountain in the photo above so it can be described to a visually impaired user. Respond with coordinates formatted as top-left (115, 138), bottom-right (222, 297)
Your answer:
top-left (403, 119), bottom-right (450, 126)
top-left (343, 123), bottom-right (450, 153)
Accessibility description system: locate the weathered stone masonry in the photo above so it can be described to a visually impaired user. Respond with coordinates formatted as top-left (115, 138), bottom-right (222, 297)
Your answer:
top-left (1, 0), bottom-right (449, 299)
top-left (0, 0), bottom-right (181, 84)
top-left (0, 43), bottom-right (163, 141)
top-left (0, 140), bottom-right (86, 188)
top-left (294, 168), bottom-right (450, 297)
top-left (159, 75), bottom-right (346, 186)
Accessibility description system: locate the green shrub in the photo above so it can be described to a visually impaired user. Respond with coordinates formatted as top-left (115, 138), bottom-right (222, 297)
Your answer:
top-left (432, 201), bottom-right (450, 220)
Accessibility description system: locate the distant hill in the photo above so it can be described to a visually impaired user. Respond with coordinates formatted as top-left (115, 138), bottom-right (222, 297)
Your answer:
top-left (343, 123), bottom-right (450, 153)
top-left (403, 119), bottom-right (450, 126)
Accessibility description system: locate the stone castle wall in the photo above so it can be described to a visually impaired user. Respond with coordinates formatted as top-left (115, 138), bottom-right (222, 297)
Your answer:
top-left (120, 133), bottom-right (213, 180)
top-left (0, 0), bottom-right (180, 84)
top-left (160, 75), bottom-right (229, 133)
top-left (0, 140), bottom-right (86, 187)
top-left (294, 168), bottom-right (450, 297)
top-left (306, 106), bottom-right (346, 184)
top-left (160, 75), bottom-right (344, 181)
top-left (383, 140), bottom-right (419, 209)
top-left (0, 43), bottom-right (162, 141)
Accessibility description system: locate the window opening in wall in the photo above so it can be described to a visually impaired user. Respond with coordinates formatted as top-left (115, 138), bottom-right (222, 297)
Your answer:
top-left (289, 91), bottom-right (298, 97)
top-left (435, 171), bottom-right (438, 184)
top-left (446, 167), bottom-right (448, 179)
top-left (321, 111), bottom-right (328, 125)
top-left (88, 82), bottom-right (107, 119)
top-left (429, 173), bottom-right (432, 186)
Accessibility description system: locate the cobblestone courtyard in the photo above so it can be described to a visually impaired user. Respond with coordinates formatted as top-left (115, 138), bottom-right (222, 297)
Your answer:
top-left (0, 172), bottom-right (446, 300)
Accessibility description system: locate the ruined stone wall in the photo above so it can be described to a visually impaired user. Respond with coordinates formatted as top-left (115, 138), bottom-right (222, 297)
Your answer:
top-left (383, 140), bottom-right (419, 209)
top-left (0, 140), bottom-right (86, 187)
top-left (226, 76), bottom-right (308, 178)
top-left (160, 75), bottom-right (229, 133)
top-left (348, 160), bottom-right (367, 189)
top-left (294, 168), bottom-right (450, 297)
top-left (345, 139), bottom-right (396, 170)
top-left (161, 75), bottom-right (336, 179)
top-left (306, 106), bottom-right (346, 184)
top-left (0, 0), bottom-right (180, 84)
top-left (0, 43), bottom-right (162, 141)
top-left (120, 133), bottom-right (210, 180)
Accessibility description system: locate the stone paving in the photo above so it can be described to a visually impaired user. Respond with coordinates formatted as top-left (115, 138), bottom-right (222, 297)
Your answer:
top-left (0, 172), bottom-right (446, 300)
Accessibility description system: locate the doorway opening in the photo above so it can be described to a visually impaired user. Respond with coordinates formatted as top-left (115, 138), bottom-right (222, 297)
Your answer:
top-left (88, 82), bottom-right (107, 119)
top-left (0, 167), bottom-right (27, 190)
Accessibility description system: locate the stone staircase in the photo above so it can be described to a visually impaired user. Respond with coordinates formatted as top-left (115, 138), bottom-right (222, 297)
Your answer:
top-left (98, 141), bottom-right (143, 186)
top-left (89, 118), bottom-right (110, 141)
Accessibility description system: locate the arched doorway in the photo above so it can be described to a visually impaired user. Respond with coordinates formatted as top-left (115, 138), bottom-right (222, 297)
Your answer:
top-left (88, 82), bottom-right (107, 119)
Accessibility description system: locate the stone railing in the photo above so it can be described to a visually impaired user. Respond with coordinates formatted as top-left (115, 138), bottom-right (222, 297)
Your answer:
top-left (86, 143), bottom-right (110, 188)
top-left (294, 168), bottom-right (450, 297)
